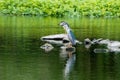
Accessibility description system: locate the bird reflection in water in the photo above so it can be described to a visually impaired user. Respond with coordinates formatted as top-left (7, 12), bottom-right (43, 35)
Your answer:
top-left (64, 54), bottom-right (76, 80)
top-left (60, 43), bottom-right (76, 80)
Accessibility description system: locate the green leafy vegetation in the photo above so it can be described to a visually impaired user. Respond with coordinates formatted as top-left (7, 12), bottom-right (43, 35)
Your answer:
top-left (0, 0), bottom-right (120, 17)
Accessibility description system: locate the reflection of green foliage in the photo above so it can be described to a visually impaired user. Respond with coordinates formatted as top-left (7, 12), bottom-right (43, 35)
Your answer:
top-left (0, 0), bottom-right (120, 17)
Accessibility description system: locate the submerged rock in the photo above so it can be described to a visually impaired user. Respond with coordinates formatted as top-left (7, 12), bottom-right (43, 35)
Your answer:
top-left (40, 43), bottom-right (54, 52)
top-left (85, 38), bottom-right (120, 53)
top-left (94, 48), bottom-right (109, 53)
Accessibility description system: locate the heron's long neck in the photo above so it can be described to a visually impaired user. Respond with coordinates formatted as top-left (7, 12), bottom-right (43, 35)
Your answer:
top-left (63, 24), bottom-right (70, 33)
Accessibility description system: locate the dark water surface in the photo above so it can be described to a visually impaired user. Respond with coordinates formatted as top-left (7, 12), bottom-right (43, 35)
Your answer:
top-left (0, 15), bottom-right (120, 80)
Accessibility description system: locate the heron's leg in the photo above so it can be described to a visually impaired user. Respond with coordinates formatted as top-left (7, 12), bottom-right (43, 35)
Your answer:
top-left (68, 52), bottom-right (72, 58)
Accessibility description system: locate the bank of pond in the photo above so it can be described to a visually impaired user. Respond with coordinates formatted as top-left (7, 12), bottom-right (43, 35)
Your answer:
top-left (0, 0), bottom-right (120, 18)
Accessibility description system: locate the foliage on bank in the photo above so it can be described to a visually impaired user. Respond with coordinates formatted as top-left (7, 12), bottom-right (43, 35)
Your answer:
top-left (0, 0), bottom-right (120, 17)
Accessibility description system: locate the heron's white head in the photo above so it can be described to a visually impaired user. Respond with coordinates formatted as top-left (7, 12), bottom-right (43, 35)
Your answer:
top-left (59, 21), bottom-right (70, 32)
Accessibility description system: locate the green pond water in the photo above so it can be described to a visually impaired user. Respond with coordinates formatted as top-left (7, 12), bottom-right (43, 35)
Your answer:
top-left (0, 15), bottom-right (120, 80)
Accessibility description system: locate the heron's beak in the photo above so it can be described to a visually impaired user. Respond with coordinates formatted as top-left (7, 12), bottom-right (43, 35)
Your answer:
top-left (58, 23), bottom-right (61, 26)
top-left (59, 22), bottom-right (64, 26)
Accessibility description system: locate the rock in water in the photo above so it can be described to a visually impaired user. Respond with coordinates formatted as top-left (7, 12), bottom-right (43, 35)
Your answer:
top-left (40, 43), bottom-right (54, 52)
top-left (94, 48), bottom-right (109, 53)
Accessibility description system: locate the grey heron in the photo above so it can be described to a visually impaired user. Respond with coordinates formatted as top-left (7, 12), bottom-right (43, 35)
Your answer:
top-left (59, 21), bottom-right (76, 46)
